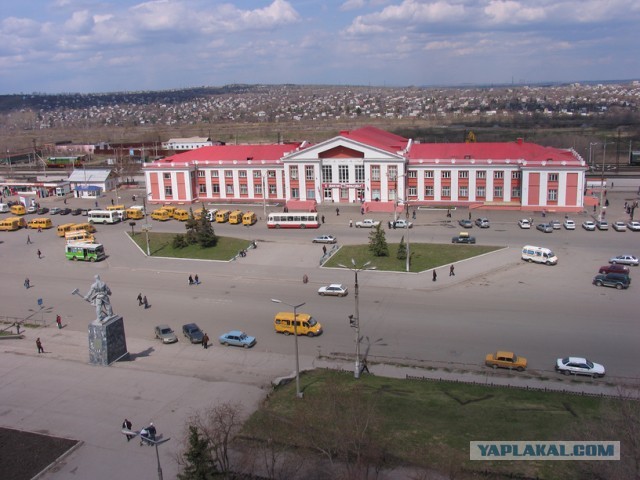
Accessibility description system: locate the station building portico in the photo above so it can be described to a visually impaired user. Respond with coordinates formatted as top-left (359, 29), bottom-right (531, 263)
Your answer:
top-left (143, 126), bottom-right (587, 212)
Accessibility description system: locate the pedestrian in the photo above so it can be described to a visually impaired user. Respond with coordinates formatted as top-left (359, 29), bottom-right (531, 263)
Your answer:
top-left (202, 333), bottom-right (209, 349)
top-left (360, 358), bottom-right (370, 374)
top-left (412, 209), bottom-right (416, 220)
top-left (336, 207), bottom-right (340, 216)
top-left (349, 219), bottom-right (353, 227)
top-left (37, 249), bottom-right (42, 259)
top-left (593, 204), bottom-right (596, 212)
top-left (56, 314), bottom-right (62, 329)
top-left (360, 207), bottom-right (364, 215)
top-left (432, 269), bottom-right (437, 282)
top-left (111, 198), bottom-right (114, 205)
top-left (468, 212), bottom-right (471, 220)
top-left (64, 198), bottom-right (67, 204)
top-left (37, 226), bottom-right (42, 233)
top-left (137, 293), bottom-right (143, 306)
top-left (122, 419), bottom-right (134, 442)
top-left (143, 296), bottom-right (148, 309)
top-left (26, 235), bottom-right (32, 244)
top-left (449, 264), bottom-right (455, 276)
top-left (95, 200), bottom-right (98, 208)
top-left (322, 245), bottom-right (327, 255)
top-left (188, 275), bottom-right (194, 285)
top-left (194, 274), bottom-right (199, 285)
top-left (36, 337), bottom-right (44, 354)
top-left (24, 278), bottom-right (30, 289)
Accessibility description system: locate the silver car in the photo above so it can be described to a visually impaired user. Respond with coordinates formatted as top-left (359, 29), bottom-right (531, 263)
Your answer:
top-left (154, 325), bottom-right (178, 344)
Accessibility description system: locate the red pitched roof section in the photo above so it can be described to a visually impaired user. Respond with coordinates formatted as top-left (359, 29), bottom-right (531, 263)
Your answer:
top-left (340, 126), bottom-right (409, 154)
top-left (148, 143), bottom-right (304, 167)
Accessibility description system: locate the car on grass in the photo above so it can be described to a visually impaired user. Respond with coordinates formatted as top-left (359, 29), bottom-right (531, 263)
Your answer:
top-left (154, 325), bottom-right (178, 344)
top-left (628, 221), bottom-right (640, 231)
top-left (458, 219), bottom-right (473, 228)
top-left (609, 255), bottom-right (639, 266)
top-left (312, 234), bottom-right (337, 244)
top-left (563, 219), bottom-right (576, 230)
top-left (612, 221), bottom-right (627, 232)
top-left (582, 220), bottom-right (596, 231)
top-left (598, 264), bottom-right (630, 275)
top-left (596, 220), bottom-right (609, 231)
top-left (392, 219), bottom-right (413, 229)
top-left (555, 357), bottom-right (605, 378)
top-left (536, 223), bottom-right (553, 233)
top-left (182, 323), bottom-right (205, 344)
top-left (485, 351), bottom-right (527, 372)
top-left (451, 232), bottom-right (476, 244)
top-left (218, 330), bottom-right (256, 348)
top-left (475, 218), bottom-right (490, 228)
top-left (592, 273), bottom-right (631, 290)
top-left (518, 218), bottom-right (531, 229)
top-left (318, 283), bottom-right (348, 297)
top-left (355, 219), bottom-right (380, 228)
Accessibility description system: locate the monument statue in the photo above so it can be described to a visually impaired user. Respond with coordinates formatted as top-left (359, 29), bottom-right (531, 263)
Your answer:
top-left (72, 274), bottom-right (113, 322)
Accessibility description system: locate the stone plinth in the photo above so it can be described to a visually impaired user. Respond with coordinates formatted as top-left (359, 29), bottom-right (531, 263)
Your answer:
top-left (88, 315), bottom-right (128, 365)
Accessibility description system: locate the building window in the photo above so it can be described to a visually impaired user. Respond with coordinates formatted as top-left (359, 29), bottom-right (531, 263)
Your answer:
top-left (224, 170), bottom-right (232, 178)
top-left (226, 184), bottom-right (233, 195)
top-left (494, 171), bottom-right (504, 179)
top-left (291, 187), bottom-right (299, 198)
top-left (253, 170), bottom-right (261, 178)
top-left (425, 170), bottom-right (434, 178)
top-left (459, 186), bottom-right (468, 197)
top-left (441, 186), bottom-right (451, 197)
top-left (441, 171), bottom-right (451, 179)
top-left (163, 173), bottom-right (171, 179)
top-left (307, 189), bottom-right (315, 199)
top-left (289, 166), bottom-right (298, 180)
top-left (211, 171), bottom-right (219, 178)
top-left (512, 171), bottom-right (521, 179)
top-left (339, 165), bottom-right (349, 183)
top-left (477, 171), bottom-right (486, 179)
top-left (511, 187), bottom-right (521, 197)
top-left (371, 166), bottom-right (380, 181)
top-left (212, 184), bottom-right (220, 194)
top-left (323, 188), bottom-right (332, 199)
top-left (459, 170), bottom-right (469, 179)
top-left (269, 185), bottom-right (277, 195)
top-left (408, 170), bottom-right (417, 178)
top-left (388, 166), bottom-right (398, 181)
top-left (477, 186), bottom-right (486, 197)
top-left (199, 184), bottom-right (206, 194)
top-left (164, 186), bottom-right (172, 196)
top-left (322, 165), bottom-right (332, 183)
top-left (305, 166), bottom-right (314, 181)
top-left (494, 186), bottom-right (503, 198)
top-left (267, 170), bottom-right (276, 178)
top-left (548, 173), bottom-right (559, 182)
top-left (340, 188), bottom-right (348, 199)
top-left (371, 188), bottom-right (381, 200)
top-left (240, 184), bottom-right (248, 195)
top-left (355, 165), bottom-right (365, 182)
top-left (197, 170), bottom-right (205, 177)
top-left (254, 184), bottom-right (262, 195)
top-left (239, 170), bottom-right (247, 178)
top-left (408, 186), bottom-right (417, 196)
top-left (389, 189), bottom-right (397, 201)
top-left (425, 186), bottom-right (434, 196)
top-left (548, 189), bottom-right (558, 201)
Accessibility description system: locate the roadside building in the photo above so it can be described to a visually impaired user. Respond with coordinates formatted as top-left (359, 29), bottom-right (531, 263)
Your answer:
top-left (68, 169), bottom-right (117, 198)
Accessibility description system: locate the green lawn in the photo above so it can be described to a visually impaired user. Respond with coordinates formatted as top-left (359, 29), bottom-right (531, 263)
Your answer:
top-left (325, 242), bottom-right (503, 272)
top-left (128, 231), bottom-right (252, 260)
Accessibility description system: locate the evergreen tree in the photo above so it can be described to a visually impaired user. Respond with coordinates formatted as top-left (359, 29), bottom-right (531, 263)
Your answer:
top-left (178, 425), bottom-right (216, 480)
top-left (397, 235), bottom-right (407, 260)
top-left (368, 223), bottom-right (389, 257)
top-left (185, 208), bottom-right (198, 244)
top-left (196, 205), bottom-right (217, 248)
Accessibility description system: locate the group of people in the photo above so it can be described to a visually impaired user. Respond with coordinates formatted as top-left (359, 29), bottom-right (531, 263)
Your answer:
top-left (188, 274), bottom-right (200, 285)
top-left (122, 419), bottom-right (157, 446)
top-left (136, 293), bottom-right (149, 309)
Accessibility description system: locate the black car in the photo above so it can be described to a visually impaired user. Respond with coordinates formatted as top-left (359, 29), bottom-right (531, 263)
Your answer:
top-left (59, 208), bottom-right (72, 215)
top-left (182, 323), bottom-right (205, 343)
top-left (36, 207), bottom-right (49, 215)
top-left (452, 232), bottom-right (476, 244)
top-left (592, 273), bottom-right (630, 290)
top-left (71, 208), bottom-right (83, 216)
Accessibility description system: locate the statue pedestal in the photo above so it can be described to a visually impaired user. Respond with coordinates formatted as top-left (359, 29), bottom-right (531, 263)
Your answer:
top-left (88, 315), bottom-right (128, 365)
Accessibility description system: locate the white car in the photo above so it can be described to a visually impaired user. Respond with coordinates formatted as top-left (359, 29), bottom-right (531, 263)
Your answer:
top-left (392, 219), bottom-right (413, 229)
top-left (312, 234), bottom-right (337, 244)
top-left (355, 219), bottom-right (380, 228)
top-left (596, 220), bottom-right (609, 231)
top-left (518, 219), bottom-right (531, 229)
top-left (563, 219), bottom-right (575, 230)
top-left (317, 284), bottom-right (348, 297)
top-left (609, 255), bottom-right (639, 266)
top-left (555, 357), bottom-right (605, 378)
top-left (612, 221), bottom-right (627, 232)
top-left (628, 221), bottom-right (640, 231)
top-left (582, 220), bottom-right (596, 231)
top-left (550, 220), bottom-right (561, 230)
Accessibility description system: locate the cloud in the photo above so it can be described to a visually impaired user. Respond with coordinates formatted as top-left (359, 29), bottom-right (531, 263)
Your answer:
top-left (340, 0), bottom-right (366, 11)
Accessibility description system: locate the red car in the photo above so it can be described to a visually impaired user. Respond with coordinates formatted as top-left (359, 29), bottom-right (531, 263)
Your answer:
top-left (598, 264), bottom-right (630, 275)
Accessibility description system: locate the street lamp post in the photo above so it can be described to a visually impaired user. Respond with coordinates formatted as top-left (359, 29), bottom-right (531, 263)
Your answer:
top-left (338, 259), bottom-right (376, 378)
top-left (121, 429), bottom-right (170, 480)
top-left (271, 298), bottom-right (305, 398)
top-left (142, 194), bottom-right (151, 256)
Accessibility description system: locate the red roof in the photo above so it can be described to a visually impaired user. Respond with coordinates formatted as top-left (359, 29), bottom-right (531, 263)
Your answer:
top-left (340, 126), bottom-right (409, 154)
top-left (149, 143), bottom-right (303, 167)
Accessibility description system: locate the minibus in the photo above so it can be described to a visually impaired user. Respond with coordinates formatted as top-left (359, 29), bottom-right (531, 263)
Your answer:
top-left (27, 218), bottom-right (53, 229)
top-left (215, 210), bottom-right (230, 223)
top-left (274, 312), bottom-right (323, 337)
top-left (242, 211), bottom-right (257, 226)
top-left (228, 210), bottom-right (244, 224)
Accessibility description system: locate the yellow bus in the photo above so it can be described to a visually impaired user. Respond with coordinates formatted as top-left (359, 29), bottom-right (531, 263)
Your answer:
top-left (106, 204), bottom-right (127, 220)
top-left (173, 209), bottom-right (190, 221)
top-left (125, 208), bottom-right (144, 220)
top-left (65, 230), bottom-right (96, 243)
top-left (10, 205), bottom-right (26, 215)
top-left (7, 216), bottom-right (27, 228)
top-left (161, 206), bottom-right (178, 217)
top-left (228, 210), bottom-right (244, 224)
top-left (69, 222), bottom-right (97, 234)
top-left (242, 211), bottom-right (257, 226)
top-left (151, 209), bottom-right (171, 221)
top-left (0, 218), bottom-right (21, 231)
top-left (57, 223), bottom-right (77, 237)
top-left (215, 210), bottom-right (230, 223)
top-left (27, 218), bottom-right (53, 229)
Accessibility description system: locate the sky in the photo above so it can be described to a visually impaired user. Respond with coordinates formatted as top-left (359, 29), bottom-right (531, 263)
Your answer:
top-left (1, 0), bottom-right (639, 94)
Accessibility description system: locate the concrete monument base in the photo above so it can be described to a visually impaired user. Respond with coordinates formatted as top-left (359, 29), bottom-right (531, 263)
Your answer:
top-left (88, 315), bottom-right (129, 365)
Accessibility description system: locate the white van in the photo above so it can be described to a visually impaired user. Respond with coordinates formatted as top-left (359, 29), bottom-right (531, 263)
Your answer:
top-left (0, 203), bottom-right (9, 213)
top-left (521, 245), bottom-right (558, 265)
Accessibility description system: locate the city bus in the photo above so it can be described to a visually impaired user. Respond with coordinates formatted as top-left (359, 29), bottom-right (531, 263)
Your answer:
top-left (0, 218), bottom-right (21, 231)
top-left (65, 242), bottom-right (106, 262)
top-left (88, 210), bottom-right (121, 224)
top-left (106, 204), bottom-right (127, 220)
top-left (69, 222), bottom-right (97, 233)
top-left (57, 223), bottom-right (77, 237)
top-left (267, 212), bottom-right (320, 229)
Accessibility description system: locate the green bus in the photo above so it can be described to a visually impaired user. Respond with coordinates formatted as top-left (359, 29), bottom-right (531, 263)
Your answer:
top-left (65, 242), bottom-right (106, 262)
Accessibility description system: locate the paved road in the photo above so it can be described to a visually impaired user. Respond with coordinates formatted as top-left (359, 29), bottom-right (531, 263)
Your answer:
top-left (1, 186), bottom-right (639, 478)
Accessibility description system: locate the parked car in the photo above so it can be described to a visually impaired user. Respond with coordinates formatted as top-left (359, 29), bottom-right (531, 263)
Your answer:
top-left (536, 223), bottom-right (553, 233)
top-left (50, 207), bottom-right (61, 215)
top-left (182, 323), bottom-right (205, 344)
top-left (628, 221), bottom-right (640, 231)
top-left (598, 264), bottom-right (630, 275)
top-left (218, 330), bottom-right (256, 348)
top-left (318, 284), bottom-right (348, 297)
top-left (582, 220), bottom-right (596, 231)
top-left (27, 206), bottom-right (38, 214)
top-left (458, 219), bottom-right (473, 228)
top-left (596, 220), bottom-right (609, 231)
top-left (474, 218), bottom-right (490, 228)
top-left (549, 220), bottom-right (561, 230)
top-left (612, 221), bottom-right (627, 232)
top-left (451, 232), bottom-right (476, 244)
top-left (555, 357), bottom-right (605, 378)
top-left (609, 255), bottom-right (639, 266)
top-left (355, 219), bottom-right (380, 228)
top-left (592, 273), bottom-right (631, 290)
top-left (71, 208), bottom-right (83, 216)
top-left (36, 207), bottom-right (49, 215)
top-left (312, 234), bottom-right (337, 244)
top-left (485, 351), bottom-right (527, 372)
top-left (563, 219), bottom-right (575, 230)
top-left (518, 218), bottom-right (531, 229)
top-left (392, 219), bottom-right (413, 229)
top-left (59, 208), bottom-right (72, 215)
top-left (154, 325), bottom-right (178, 344)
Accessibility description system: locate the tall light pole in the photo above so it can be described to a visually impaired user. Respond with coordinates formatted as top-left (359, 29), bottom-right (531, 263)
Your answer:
top-left (271, 298), bottom-right (305, 398)
top-left (338, 259), bottom-right (376, 378)
top-left (121, 428), bottom-right (170, 480)
top-left (142, 193), bottom-right (151, 256)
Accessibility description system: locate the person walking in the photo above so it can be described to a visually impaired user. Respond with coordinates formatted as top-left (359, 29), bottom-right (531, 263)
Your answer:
top-left (321, 215), bottom-right (325, 224)
top-left (36, 337), bottom-right (44, 354)
top-left (26, 235), bottom-right (32, 244)
top-left (349, 219), bottom-right (353, 227)
top-left (360, 358), bottom-right (370, 374)
top-left (194, 274), bottom-right (199, 285)
top-left (336, 207), bottom-right (340, 216)
top-left (56, 315), bottom-right (62, 329)
top-left (322, 245), bottom-right (327, 255)
top-left (202, 333), bottom-right (209, 349)
top-left (137, 293), bottom-right (143, 306)
top-left (24, 278), bottom-right (30, 289)
top-left (37, 249), bottom-right (42, 259)
top-left (143, 296), bottom-right (148, 309)
top-left (188, 275), bottom-right (194, 285)
top-left (122, 419), bottom-right (134, 442)
top-left (449, 265), bottom-right (455, 276)
top-left (432, 269), bottom-right (437, 282)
